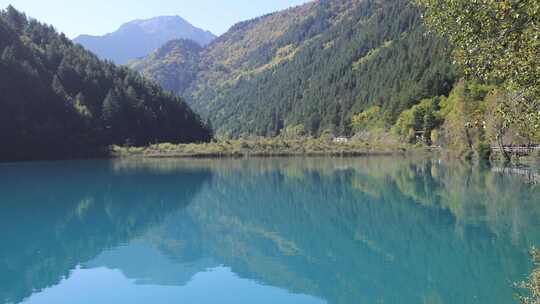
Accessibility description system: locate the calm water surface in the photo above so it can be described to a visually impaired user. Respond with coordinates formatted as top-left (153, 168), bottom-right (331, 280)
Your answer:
top-left (1, 157), bottom-right (540, 304)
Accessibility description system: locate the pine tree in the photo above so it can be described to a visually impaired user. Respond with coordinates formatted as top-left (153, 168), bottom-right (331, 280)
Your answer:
top-left (206, 118), bottom-right (214, 139)
top-left (1, 45), bottom-right (15, 62)
top-left (102, 90), bottom-right (121, 125)
top-left (51, 75), bottom-right (68, 100)
top-left (3, 5), bottom-right (27, 31)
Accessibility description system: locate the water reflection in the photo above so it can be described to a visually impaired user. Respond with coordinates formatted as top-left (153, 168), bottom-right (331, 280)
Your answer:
top-left (0, 160), bottom-right (212, 304)
top-left (1, 157), bottom-right (540, 304)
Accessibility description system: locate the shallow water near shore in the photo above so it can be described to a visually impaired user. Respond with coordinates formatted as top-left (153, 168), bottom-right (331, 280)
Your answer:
top-left (1, 157), bottom-right (539, 304)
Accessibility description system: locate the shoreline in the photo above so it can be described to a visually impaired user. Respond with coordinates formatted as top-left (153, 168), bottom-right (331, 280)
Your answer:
top-left (5, 138), bottom-right (539, 163)
top-left (120, 151), bottom-right (405, 159)
top-left (110, 139), bottom-right (436, 159)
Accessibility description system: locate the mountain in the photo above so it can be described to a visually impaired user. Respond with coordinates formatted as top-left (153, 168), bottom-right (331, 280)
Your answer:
top-left (74, 16), bottom-right (216, 65)
top-left (0, 6), bottom-right (212, 161)
top-left (131, 0), bottom-right (457, 137)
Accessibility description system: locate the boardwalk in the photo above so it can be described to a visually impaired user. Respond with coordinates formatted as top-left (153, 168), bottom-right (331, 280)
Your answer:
top-left (491, 145), bottom-right (540, 157)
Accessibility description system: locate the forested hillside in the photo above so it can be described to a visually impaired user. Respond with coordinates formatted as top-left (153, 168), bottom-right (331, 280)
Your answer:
top-left (132, 0), bottom-right (457, 137)
top-left (0, 7), bottom-right (211, 161)
top-left (130, 39), bottom-right (202, 95)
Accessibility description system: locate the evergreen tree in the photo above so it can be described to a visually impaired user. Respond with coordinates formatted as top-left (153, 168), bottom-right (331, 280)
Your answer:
top-left (205, 118), bottom-right (214, 139)
top-left (102, 90), bottom-right (121, 125)
top-left (51, 75), bottom-right (68, 100)
top-left (1, 45), bottom-right (15, 62)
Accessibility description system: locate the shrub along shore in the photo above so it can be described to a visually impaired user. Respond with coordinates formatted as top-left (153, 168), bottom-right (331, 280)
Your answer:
top-left (111, 138), bottom-right (435, 158)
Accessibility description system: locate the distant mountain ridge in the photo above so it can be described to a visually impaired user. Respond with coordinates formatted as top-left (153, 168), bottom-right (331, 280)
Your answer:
top-left (74, 16), bottom-right (216, 64)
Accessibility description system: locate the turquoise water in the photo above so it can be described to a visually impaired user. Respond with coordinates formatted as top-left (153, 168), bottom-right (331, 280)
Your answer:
top-left (1, 157), bottom-right (539, 304)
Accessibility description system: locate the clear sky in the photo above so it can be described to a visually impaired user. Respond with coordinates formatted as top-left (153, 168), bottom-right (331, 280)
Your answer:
top-left (1, 0), bottom-right (312, 38)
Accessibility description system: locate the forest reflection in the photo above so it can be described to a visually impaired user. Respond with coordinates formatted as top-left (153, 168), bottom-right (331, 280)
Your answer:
top-left (1, 157), bottom-right (539, 304)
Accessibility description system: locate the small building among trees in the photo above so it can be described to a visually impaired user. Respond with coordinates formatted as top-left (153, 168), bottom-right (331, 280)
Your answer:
top-left (333, 137), bottom-right (349, 144)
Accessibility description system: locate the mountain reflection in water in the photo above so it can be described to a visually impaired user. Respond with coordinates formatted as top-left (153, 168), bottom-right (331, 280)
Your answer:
top-left (1, 157), bottom-right (539, 304)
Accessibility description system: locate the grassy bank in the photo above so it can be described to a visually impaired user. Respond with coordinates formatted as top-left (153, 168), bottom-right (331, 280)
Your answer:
top-left (111, 138), bottom-right (429, 158)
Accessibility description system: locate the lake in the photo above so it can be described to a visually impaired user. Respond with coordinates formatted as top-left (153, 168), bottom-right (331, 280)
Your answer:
top-left (1, 157), bottom-right (539, 304)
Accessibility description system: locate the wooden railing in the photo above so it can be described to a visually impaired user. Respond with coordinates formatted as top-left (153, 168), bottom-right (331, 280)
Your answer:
top-left (491, 145), bottom-right (540, 156)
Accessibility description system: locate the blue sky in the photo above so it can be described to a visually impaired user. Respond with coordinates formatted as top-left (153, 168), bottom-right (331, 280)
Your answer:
top-left (1, 0), bottom-right (312, 38)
